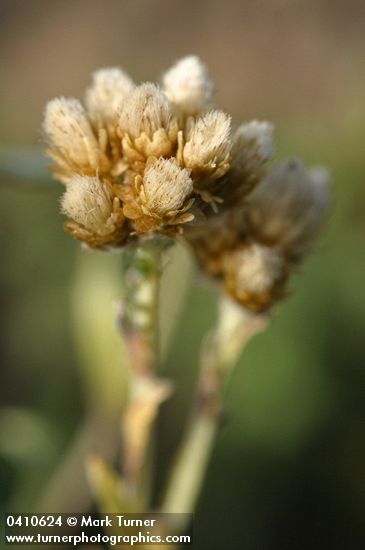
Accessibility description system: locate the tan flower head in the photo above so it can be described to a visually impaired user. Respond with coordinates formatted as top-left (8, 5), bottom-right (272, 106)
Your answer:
top-left (85, 67), bottom-right (134, 124)
top-left (119, 83), bottom-right (171, 139)
top-left (183, 110), bottom-right (232, 180)
top-left (61, 175), bottom-right (115, 235)
top-left (223, 243), bottom-right (288, 312)
top-left (141, 158), bottom-right (193, 216)
top-left (247, 159), bottom-right (330, 259)
top-left (60, 175), bottom-right (126, 248)
top-left (226, 244), bottom-right (284, 295)
top-left (43, 97), bottom-right (100, 170)
top-left (118, 83), bottom-right (178, 166)
top-left (162, 55), bottom-right (213, 116)
top-left (118, 157), bottom-right (195, 235)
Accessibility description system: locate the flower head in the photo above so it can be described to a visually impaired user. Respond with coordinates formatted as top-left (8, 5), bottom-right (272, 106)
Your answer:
top-left (162, 55), bottom-right (213, 116)
top-left (226, 244), bottom-right (284, 296)
top-left (117, 158), bottom-right (195, 234)
top-left (61, 175), bottom-right (126, 247)
top-left (221, 243), bottom-right (288, 311)
top-left (61, 175), bottom-right (113, 234)
top-left (119, 83), bottom-right (171, 139)
top-left (183, 110), bottom-right (232, 180)
top-left (118, 83), bottom-right (178, 166)
top-left (247, 159), bottom-right (330, 258)
top-left (85, 67), bottom-right (134, 124)
top-left (141, 158), bottom-right (193, 216)
top-left (43, 97), bottom-right (99, 169)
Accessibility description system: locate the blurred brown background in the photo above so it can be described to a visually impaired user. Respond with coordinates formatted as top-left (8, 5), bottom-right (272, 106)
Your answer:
top-left (1, 1), bottom-right (365, 549)
top-left (1, 0), bottom-right (364, 142)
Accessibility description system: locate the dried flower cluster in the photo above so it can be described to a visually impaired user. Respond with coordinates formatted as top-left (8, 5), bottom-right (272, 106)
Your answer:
top-left (43, 55), bottom-right (330, 312)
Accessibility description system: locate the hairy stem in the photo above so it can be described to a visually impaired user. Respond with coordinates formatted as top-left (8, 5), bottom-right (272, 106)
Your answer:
top-left (118, 237), bottom-right (173, 507)
top-left (120, 240), bottom-right (163, 369)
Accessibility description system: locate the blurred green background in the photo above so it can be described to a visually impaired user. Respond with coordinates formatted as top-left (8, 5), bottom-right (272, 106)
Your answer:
top-left (1, 0), bottom-right (365, 548)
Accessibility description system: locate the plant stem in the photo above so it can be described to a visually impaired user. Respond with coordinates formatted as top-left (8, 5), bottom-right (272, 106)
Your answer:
top-left (118, 237), bottom-right (173, 507)
top-left (162, 413), bottom-right (217, 515)
top-left (120, 239), bottom-right (164, 370)
top-left (162, 297), bottom-right (268, 519)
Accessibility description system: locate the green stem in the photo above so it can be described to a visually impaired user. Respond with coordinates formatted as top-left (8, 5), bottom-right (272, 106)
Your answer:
top-left (161, 297), bottom-right (268, 520)
top-left (121, 238), bottom-right (167, 372)
top-left (119, 237), bottom-right (172, 506)
top-left (162, 414), bottom-right (217, 515)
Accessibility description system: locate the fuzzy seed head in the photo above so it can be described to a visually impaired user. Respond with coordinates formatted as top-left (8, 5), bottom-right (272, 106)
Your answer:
top-left (142, 158), bottom-right (193, 216)
top-left (233, 120), bottom-right (274, 164)
top-left (248, 159), bottom-right (330, 256)
top-left (43, 97), bottom-right (97, 166)
top-left (119, 83), bottom-right (171, 139)
top-left (162, 55), bottom-right (213, 115)
top-left (183, 110), bottom-right (232, 169)
top-left (85, 67), bottom-right (134, 122)
top-left (61, 175), bottom-right (114, 235)
top-left (231, 244), bottom-right (285, 295)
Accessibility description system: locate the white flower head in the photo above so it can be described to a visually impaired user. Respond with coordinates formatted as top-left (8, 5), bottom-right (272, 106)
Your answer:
top-left (231, 243), bottom-right (284, 295)
top-left (233, 120), bottom-right (274, 165)
top-left (248, 159), bottom-right (331, 256)
top-left (61, 175), bottom-right (114, 235)
top-left (183, 110), bottom-right (232, 176)
top-left (43, 97), bottom-right (98, 166)
top-left (162, 55), bottom-right (214, 116)
top-left (119, 83), bottom-right (171, 139)
top-left (142, 158), bottom-right (193, 216)
top-left (85, 67), bottom-right (134, 123)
